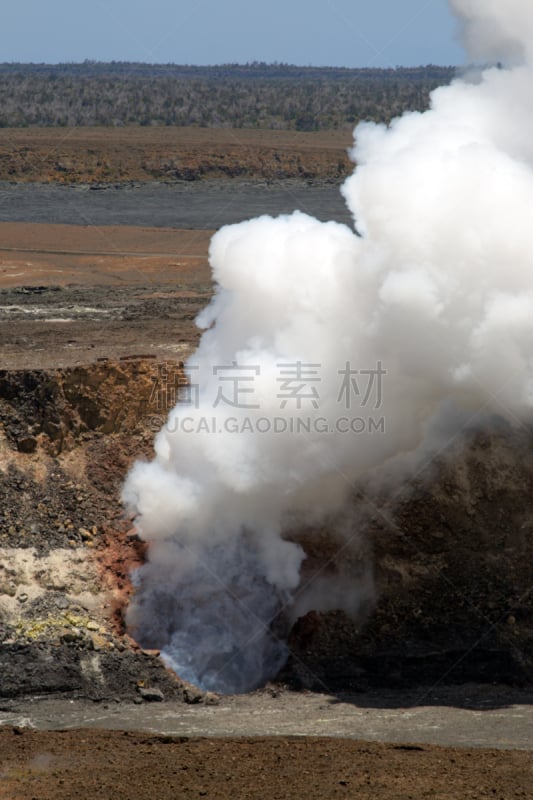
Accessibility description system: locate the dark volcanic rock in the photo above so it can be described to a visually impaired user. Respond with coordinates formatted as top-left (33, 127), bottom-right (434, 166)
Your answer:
top-left (281, 424), bottom-right (533, 691)
top-left (0, 641), bottom-right (187, 701)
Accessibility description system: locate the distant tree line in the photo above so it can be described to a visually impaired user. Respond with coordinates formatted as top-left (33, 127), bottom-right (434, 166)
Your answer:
top-left (0, 62), bottom-right (456, 130)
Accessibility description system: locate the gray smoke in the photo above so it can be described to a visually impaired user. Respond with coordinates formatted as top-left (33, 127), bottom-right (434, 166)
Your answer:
top-left (123, 0), bottom-right (533, 693)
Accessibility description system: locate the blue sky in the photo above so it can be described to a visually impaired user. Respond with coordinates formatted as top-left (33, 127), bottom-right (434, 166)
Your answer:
top-left (1, 0), bottom-right (465, 67)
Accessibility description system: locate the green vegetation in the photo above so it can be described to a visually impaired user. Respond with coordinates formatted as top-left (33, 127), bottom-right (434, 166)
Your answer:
top-left (0, 62), bottom-right (455, 130)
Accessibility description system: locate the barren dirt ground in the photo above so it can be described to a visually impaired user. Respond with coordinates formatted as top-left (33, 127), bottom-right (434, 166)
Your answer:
top-left (0, 222), bottom-right (212, 369)
top-left (0, 130), bottom-right (532, 798)
top-left (1, 727), bottom-right (531, 800)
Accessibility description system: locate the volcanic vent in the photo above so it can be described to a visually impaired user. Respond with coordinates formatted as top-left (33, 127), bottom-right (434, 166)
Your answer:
top-left (123, 0), bottom-right (533, 694)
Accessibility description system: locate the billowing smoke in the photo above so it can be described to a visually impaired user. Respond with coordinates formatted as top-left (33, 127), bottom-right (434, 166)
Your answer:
top-left (450, 0), bottom-right (533, 64)
top-left (122, 0), bottom-right (533, 693)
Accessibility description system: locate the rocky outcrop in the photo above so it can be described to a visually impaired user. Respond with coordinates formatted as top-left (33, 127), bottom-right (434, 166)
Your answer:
top-left (0, 359), bottom-right (178, 455)
top-left (283, 425), bottom-right (533, 690)
top-left (1, 358), bottom-right (532, 698)
top-left (0, 358), bottom-right (194, 700)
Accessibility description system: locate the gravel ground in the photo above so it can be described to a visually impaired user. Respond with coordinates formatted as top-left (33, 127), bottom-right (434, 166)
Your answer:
top-left (1, 686), bottom-right (533, 750)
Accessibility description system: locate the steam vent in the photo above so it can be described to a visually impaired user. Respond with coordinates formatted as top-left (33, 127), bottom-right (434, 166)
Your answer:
top-left (1, 0), bottom-right (533, 708)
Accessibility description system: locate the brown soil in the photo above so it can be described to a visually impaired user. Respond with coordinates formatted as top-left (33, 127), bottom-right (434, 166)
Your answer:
top-left (0, 222), bottom-right (212, 369)
top-left (0, 126), bottom-right (352, 184)
top-left (1, 728), bottom-right (531, 800)
top-left (0, 222), bottom-right (212, 287)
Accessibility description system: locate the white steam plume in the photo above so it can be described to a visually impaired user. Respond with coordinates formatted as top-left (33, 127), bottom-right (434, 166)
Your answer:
top-left (123, 0), bottom-right (533, 693)
top-left (450, 0), bottom-right (533, 64)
